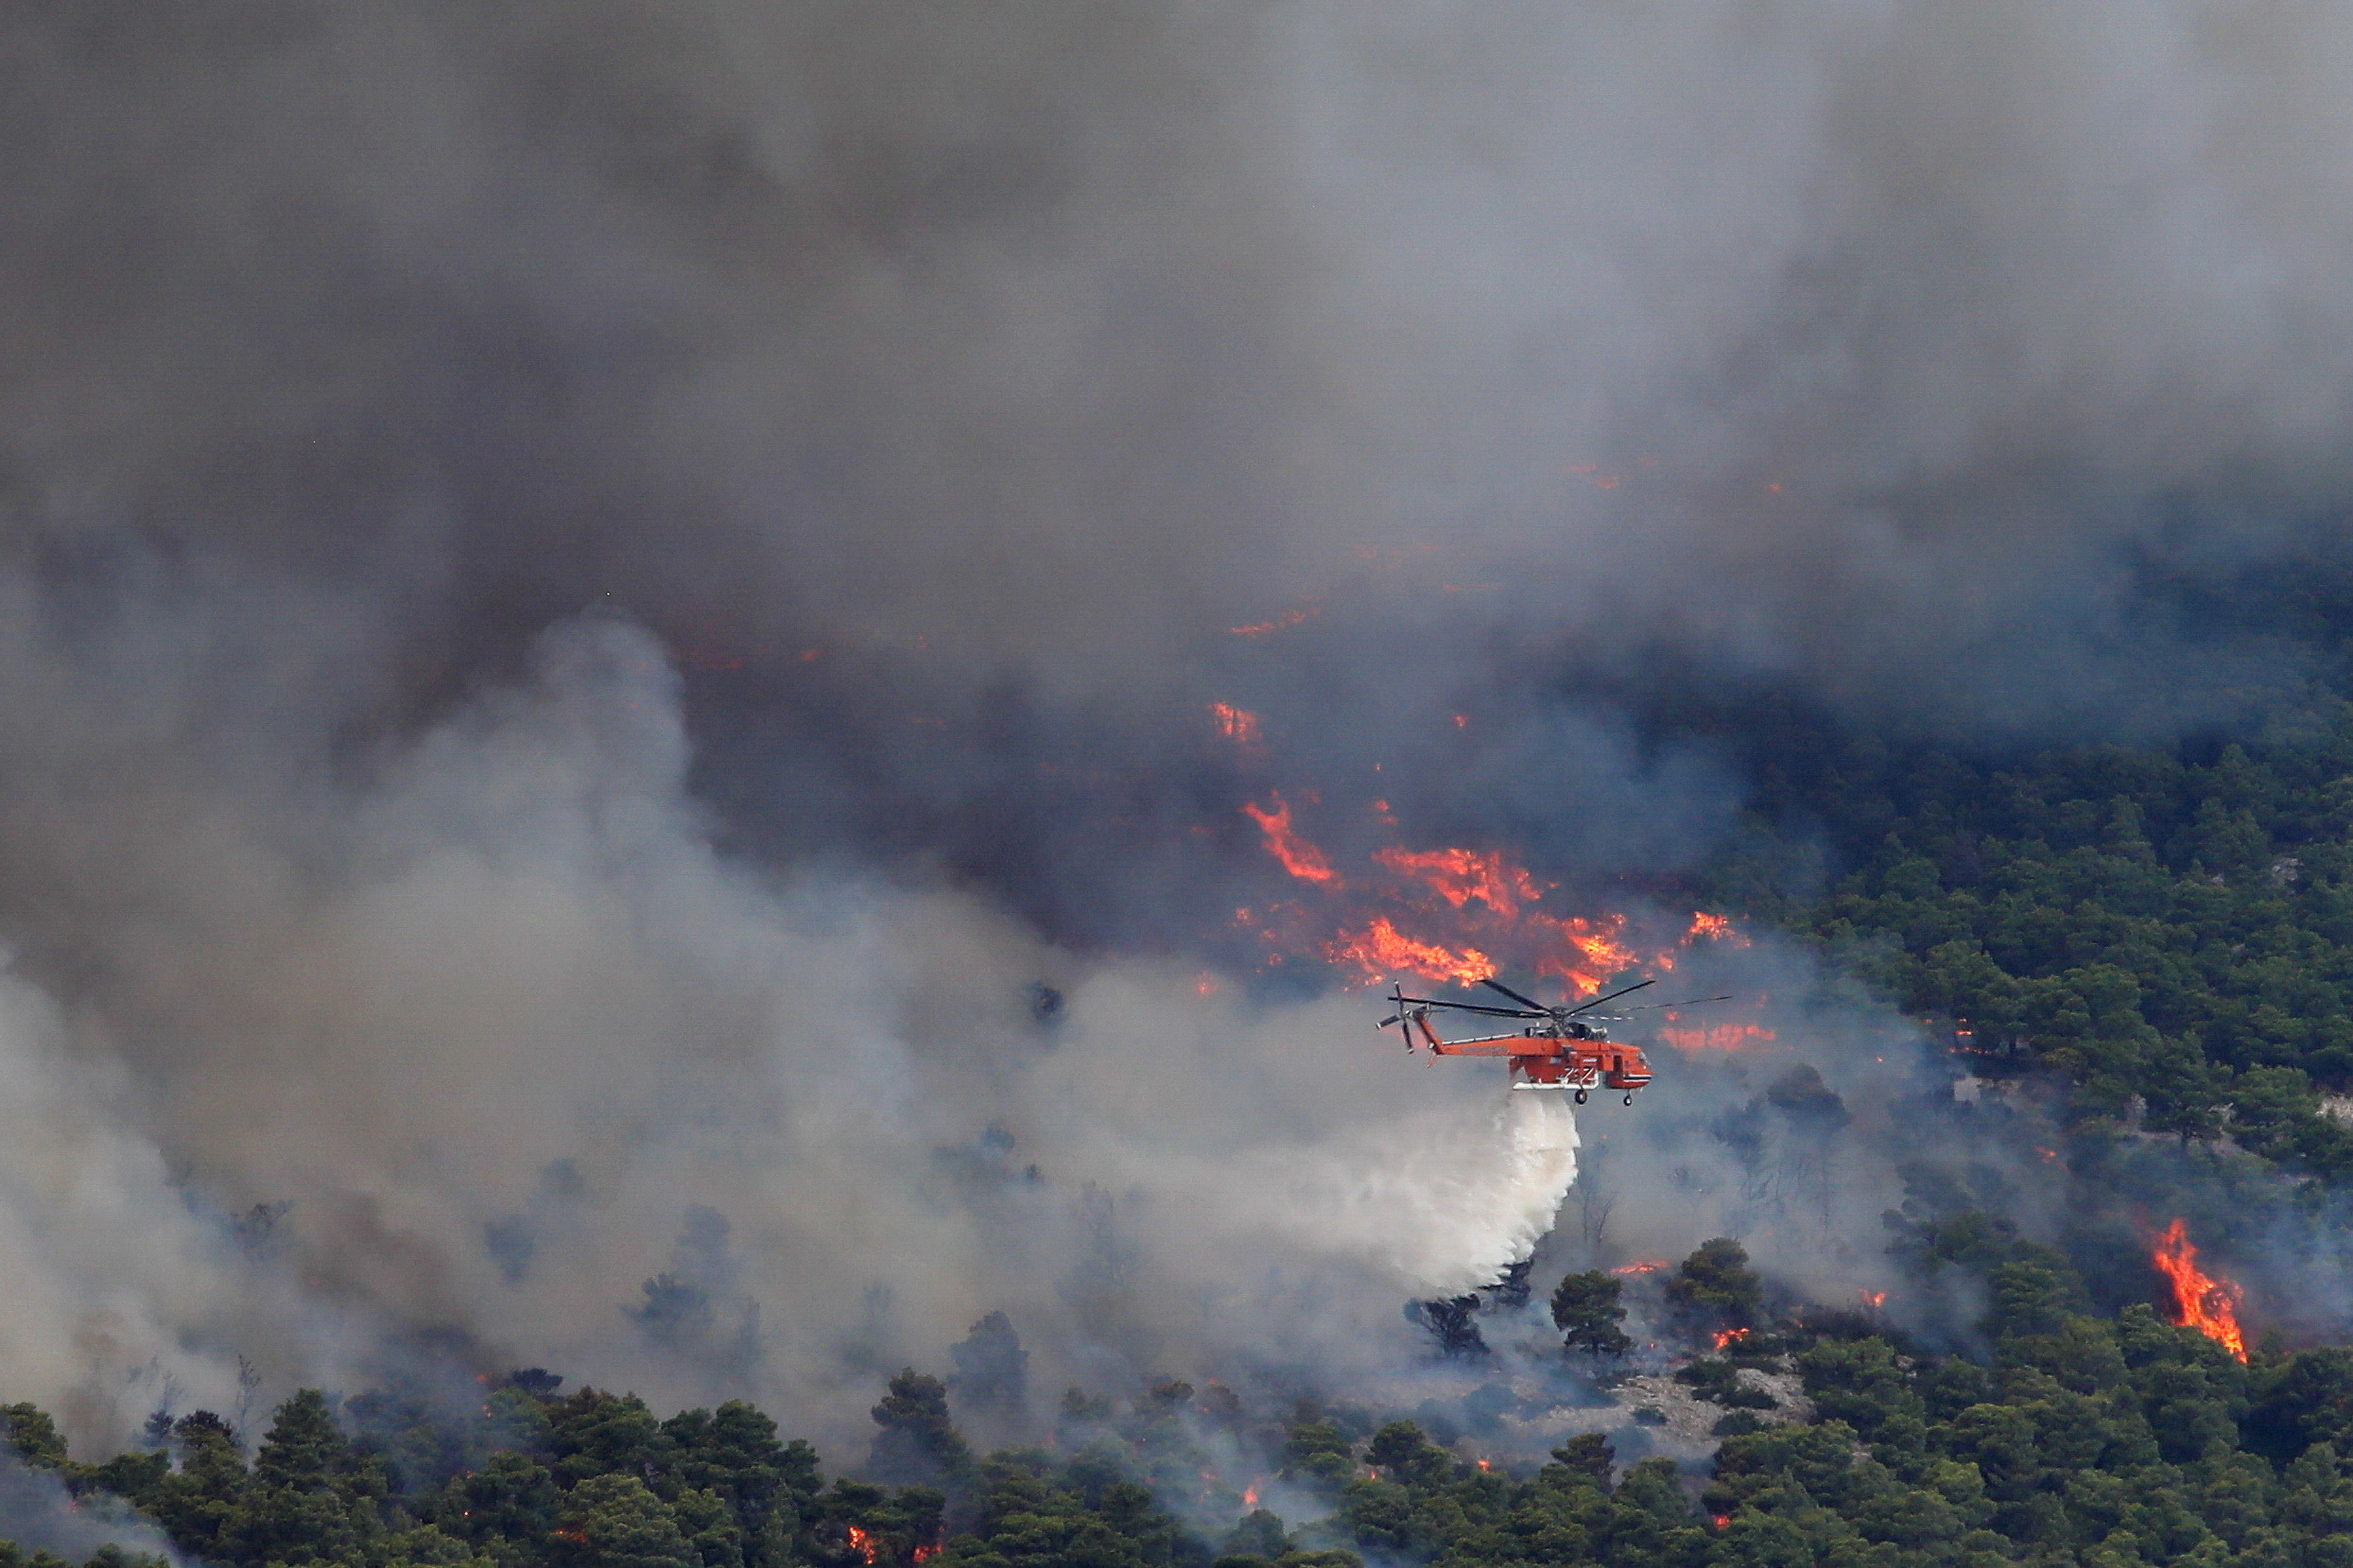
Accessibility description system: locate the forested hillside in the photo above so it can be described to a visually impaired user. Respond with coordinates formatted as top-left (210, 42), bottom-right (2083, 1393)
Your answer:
top-left (14, 1229), bottom-right (2353, 1568)
top-left (1681, 679), bottom-right (2353, 1175)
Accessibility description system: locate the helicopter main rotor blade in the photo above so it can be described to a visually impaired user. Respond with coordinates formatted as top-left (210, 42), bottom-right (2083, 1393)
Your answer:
top-left (1619, 994), bottom-right (1736, 1011)
top-left (1392, 1003), bottom-right (1545, 1022)
top-left (1480, 977), bottom-right (1548, 1011)
top-left (1563, 977), bottom-right (1656, 1016)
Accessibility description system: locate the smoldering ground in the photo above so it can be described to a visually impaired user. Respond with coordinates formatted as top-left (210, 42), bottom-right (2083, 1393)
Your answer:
top-left (7, 0), bottom-right (2353, 1461)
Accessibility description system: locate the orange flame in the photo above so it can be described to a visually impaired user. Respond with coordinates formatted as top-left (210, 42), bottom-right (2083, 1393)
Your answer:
top-left (1686, 911), bottom-right (1749, 947)
top-left (1375, 846), bottom-right (1542, 917)
top-left (1713, 1327), bottom-right (1752, 1351)
top-left (1473, 911), bottom-right (1636, 994)
top-left (1659, 1023), bottom-right (1775, 1052)
top-left (1612, 1259), bottom-right (1669, 1275)
top-left (1243, 795), bottom-right (1341, 887)
top-left (1242, 1483), bottom-right (1260, 1508)
top-left (846, 1527), bottom-right (881, 1566)
top-left (2153, 1219), bottom-right (2248, 1362)
top-left (1210, 702), bottom-right (1262, 744)
top-left (912, 1549), bottom-right (938, 1565)
top-left (1861, 1290), bottom-right (1887, 1308)
top-left (1230, 764), bottom-right (1750, 1015)
top-left (1328, 918), bottom-right (1495, 986)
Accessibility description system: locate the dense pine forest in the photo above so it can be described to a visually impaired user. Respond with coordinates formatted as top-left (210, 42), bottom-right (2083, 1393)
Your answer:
top-left (14, 1226), bottom-right (2353, 1568)
top-left (1698, 692), bottom-right (2353, 1169)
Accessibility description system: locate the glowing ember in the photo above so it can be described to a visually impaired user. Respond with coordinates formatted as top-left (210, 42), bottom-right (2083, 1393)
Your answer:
top-left (1375, 846), bottom-right (1542, 917)
top-left (1612, 1259), bottom-right (1669, 1275)
top-left (1195, 974), bottom-right (1220, 997)
top-left (1658, 1023), bottom-right (1775, 1052)
top-left (1713, 1327), bottom-right (1752, 1351)
top-left (1475, 1458), bottom-right (1492, 1473)
top-left (846, 1527), bottom-right (881, 1566)
top-left (1243, 795), bottom-right (1341, 887)
top-left (1210, 702), bottom-right (1262, 744)
top-left (2153, 1218), bottom-right (2248, 1362)
top-left (1712, 1513), bottom-right (1732, 1530)
top-left (1242, 1484), bottom-right (1260, 1508)
top-left (1861, 1290), bottom-right (1887, 1308)
top-left (912, 1549), bottom-right (938, 1565)
top-left (1328, 917), bottom-right (1495, 986)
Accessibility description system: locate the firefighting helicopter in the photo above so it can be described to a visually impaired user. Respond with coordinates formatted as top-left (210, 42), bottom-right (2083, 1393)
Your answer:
top-left (1376, 976), bottom-right (1728, 1105)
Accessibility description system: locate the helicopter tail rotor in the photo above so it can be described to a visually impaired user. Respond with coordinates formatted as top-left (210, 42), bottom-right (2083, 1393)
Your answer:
top-left (1378, 982), bottom-right (1421, 1051)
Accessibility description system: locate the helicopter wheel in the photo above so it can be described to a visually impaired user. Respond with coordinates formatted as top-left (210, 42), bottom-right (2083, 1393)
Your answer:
top-left (1573, 1088), bottom-right (1587, 1105)
top-left (1622, 1094), bottom-right (1635, 1106)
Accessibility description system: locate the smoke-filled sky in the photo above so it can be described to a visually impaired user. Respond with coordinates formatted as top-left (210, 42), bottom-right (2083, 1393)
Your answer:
top-left (6, 0), bottom-right (2353, 1456)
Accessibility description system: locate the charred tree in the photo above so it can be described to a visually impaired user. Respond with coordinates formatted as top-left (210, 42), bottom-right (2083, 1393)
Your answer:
top-left (1407, 1296), bottom-right (1489, 1357)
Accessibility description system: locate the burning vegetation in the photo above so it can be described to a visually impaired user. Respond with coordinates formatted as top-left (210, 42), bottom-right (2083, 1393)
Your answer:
top-left (2153, 1218), bottom-right (2249, 1362)
top-left (1239, 793), bottom-right (1341, 887)
top-left (1239, 784), bottom-right (1764, 1040)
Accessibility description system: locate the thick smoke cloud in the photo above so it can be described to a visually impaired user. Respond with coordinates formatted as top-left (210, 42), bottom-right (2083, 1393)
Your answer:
top-left (4, 0), bottom-right (2353, 1457)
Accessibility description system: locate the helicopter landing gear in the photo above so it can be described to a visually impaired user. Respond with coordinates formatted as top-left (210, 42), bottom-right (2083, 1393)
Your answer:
top-left (1623, 1094), bottom-right (1635, 1106)
top-left (1573, 1088), bottom-right (1587, 1105)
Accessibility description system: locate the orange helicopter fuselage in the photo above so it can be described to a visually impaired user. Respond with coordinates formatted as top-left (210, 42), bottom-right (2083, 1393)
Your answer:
top-left (1412, 1015), bottom-right (1653, 1092)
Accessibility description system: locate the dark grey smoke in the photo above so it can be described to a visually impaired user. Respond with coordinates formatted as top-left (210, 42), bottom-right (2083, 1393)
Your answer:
top-left (3, 0), bottom-right (2353, 1457)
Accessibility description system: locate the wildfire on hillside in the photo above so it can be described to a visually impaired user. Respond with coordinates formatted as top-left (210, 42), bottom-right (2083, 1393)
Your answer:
top-left (1712, 1326), bottom-right (1752, 1351)
top-left (1241, 793), bottom-right (1752, 1011)
top-left (1612, 1259), bottom-right (1669, 1275)
top-left (2153, 1219), bottom-right (2249, 1362)
top-left (1326, 916), bottom-right (1495, 987)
